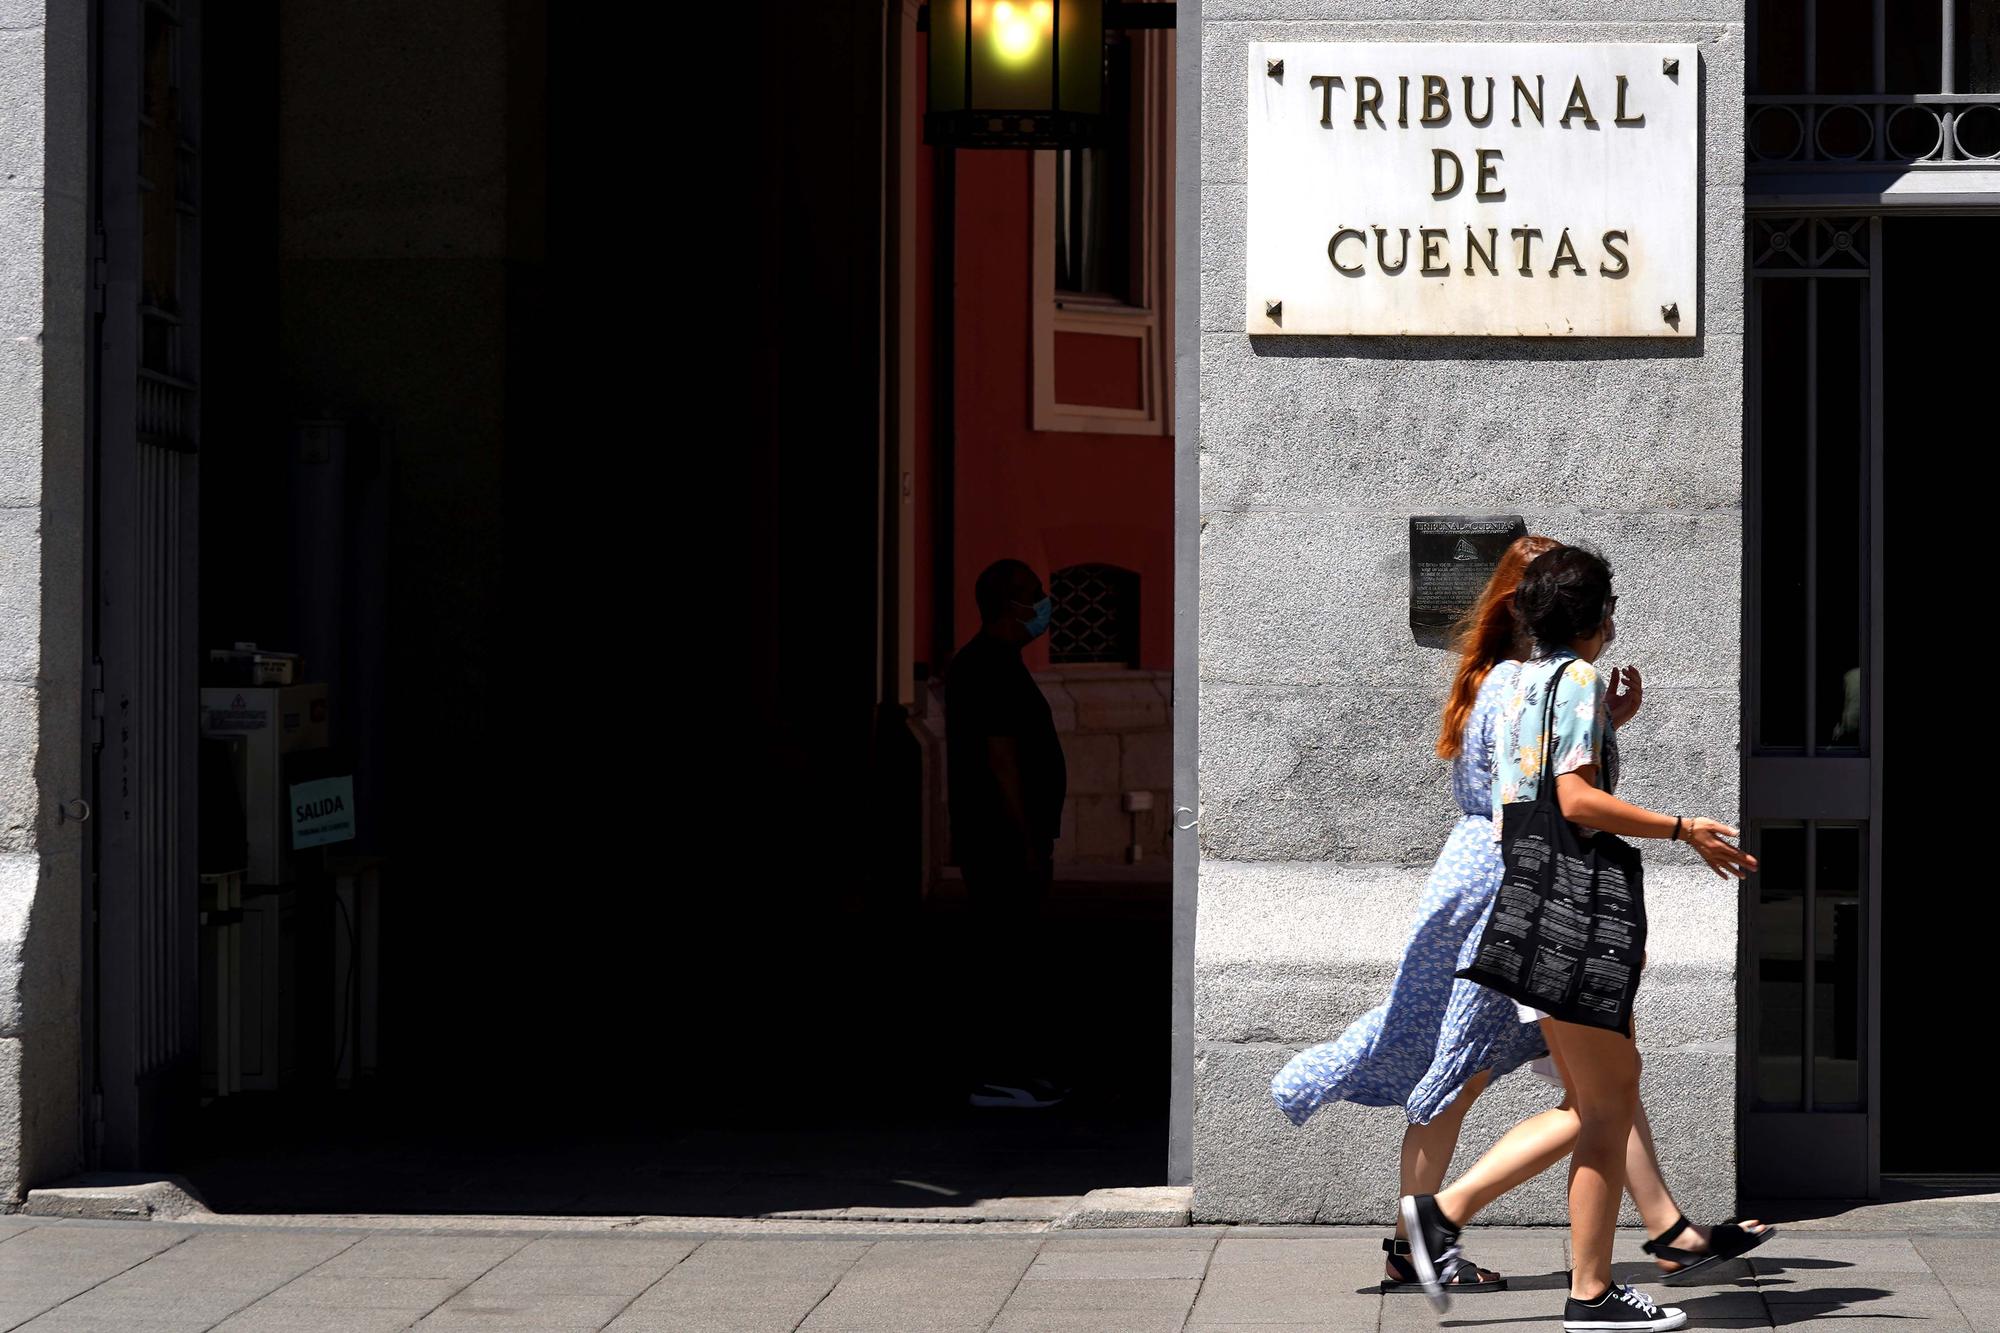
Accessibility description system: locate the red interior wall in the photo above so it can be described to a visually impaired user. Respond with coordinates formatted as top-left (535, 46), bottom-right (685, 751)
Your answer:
top-left (911, 129), bottom-right (1173, 673)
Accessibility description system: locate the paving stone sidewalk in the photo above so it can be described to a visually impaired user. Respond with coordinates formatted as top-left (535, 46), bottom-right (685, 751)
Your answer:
top-left (0, 1217), bottom-right (1994, 1332)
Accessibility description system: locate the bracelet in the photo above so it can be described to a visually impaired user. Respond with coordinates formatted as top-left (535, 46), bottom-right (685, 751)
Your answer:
top-left (1671, 815), bottom-right (1683, 843)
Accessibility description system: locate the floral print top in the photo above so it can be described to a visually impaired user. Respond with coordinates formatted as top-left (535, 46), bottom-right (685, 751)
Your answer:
top-left (1491, 653), bottom-right (1620, 837)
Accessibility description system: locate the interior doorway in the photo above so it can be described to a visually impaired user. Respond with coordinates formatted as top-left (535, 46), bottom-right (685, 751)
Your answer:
top-left (79, 0), bottom-right (1174, 1216)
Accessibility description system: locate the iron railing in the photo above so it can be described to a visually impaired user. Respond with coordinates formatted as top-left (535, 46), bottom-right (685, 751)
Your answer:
top-left (1748, 94), bottom-right (2000, 168)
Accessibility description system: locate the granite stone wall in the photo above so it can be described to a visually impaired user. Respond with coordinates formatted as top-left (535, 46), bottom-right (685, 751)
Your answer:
top-left (1194, 4), bottom-right (1745, 1224)
top-left (0, 0), bottom-right (88, 1203)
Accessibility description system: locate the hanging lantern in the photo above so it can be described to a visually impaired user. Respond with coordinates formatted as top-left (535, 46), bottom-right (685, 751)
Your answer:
top-left (925, 0), bottom-right (1105, 148)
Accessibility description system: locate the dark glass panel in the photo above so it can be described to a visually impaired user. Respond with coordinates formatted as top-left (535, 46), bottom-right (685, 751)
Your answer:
top-left (1759, 279), bottom-right (1809, 750)
top-left (1756, 826), bottom-right (1809, 1110)
top-left (1815, 278), bottom-right (1865, 750)
top-left (1812, 826), bottom-right (1864, 1109)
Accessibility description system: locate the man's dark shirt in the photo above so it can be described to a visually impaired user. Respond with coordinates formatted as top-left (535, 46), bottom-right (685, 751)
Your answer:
top-left (946, 631), bottom-right (1067, 868)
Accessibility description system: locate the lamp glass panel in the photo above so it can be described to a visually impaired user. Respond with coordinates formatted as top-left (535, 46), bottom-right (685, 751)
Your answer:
top-left (1059, 0), bottom-right (1103, 114)
top-left (930, 0), bottom-right (968, 111)
top-left (969, 0), bottom-right (1056, 111)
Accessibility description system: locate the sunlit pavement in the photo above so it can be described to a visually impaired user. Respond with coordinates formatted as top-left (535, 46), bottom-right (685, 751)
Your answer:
top-left (1, 1217), bottom-right (1996, 1331)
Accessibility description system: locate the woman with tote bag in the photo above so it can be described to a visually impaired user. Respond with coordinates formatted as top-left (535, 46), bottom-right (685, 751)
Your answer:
top-left (1400, 546), bottom-right (1760, 1332)
top-left (1272, 537), bottom-right (1763, 1298)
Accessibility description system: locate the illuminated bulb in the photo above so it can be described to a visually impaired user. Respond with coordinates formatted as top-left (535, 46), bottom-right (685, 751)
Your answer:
top-left (990, 0), bottom-right (1042, 61)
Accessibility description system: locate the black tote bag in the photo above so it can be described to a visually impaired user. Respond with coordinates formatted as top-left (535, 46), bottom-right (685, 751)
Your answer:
top-left (1456, 658), bottom-right (1648, 1033)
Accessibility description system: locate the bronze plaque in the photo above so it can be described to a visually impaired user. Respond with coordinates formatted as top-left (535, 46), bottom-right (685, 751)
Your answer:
top-left (1409, 515), bottom-right (1528, 649)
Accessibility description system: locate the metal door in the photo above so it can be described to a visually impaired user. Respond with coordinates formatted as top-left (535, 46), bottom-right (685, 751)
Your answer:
top-left (1741, 216), bottom-right (1879, 1198)
top-left (85, 0), bottom-right (202, 1168)
top-left (1741, 0), bottom-right (2000, 1197)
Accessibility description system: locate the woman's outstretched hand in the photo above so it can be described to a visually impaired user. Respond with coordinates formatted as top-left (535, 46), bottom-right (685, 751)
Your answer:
top-left (1606, 664), bottom-right (1644, 727)
top-left (1685, 818), bottom-right (1758, 879)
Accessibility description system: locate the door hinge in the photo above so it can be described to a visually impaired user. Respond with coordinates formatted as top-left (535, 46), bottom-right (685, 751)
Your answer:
top-left (88, 658), bottom-right (105, 750)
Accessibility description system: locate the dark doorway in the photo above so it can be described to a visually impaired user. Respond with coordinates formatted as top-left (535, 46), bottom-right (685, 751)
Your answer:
top-left (85, 0), bottom-right (1171, 1216)
top-left (1745, 214), bottom-right (2000, 1197)
top-left (1878, 216), bottom-right (2000, 1177)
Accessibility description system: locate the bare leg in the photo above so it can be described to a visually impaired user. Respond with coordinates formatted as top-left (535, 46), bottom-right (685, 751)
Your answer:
top-left (1434, 1104), bottom-right (1577, 1226)
top-left (1392, 1068), bottom-right (1491, 1245)
top-left (1624, 1100), bottom-right (1768, 1268)
top-left (1427, 1033), bottom-right (1762, 1279)
top-left (1624, 1099), bottom-right (1682, 1240)
top-left (1543, 1018), bottom-right (1641, 1301)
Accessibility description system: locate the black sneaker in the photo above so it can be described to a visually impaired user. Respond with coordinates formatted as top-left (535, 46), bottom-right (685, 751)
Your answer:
top-left (1396, 1193), bottom-right (1464, 1314)
top-left (1562, 1284), bottom-right (1688, 1331)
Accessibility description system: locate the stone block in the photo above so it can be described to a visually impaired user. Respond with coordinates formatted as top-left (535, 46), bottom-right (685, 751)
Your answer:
top-left (1196, 861), bottom-right (1418, 1044)
top-left (1196, 679), bottom-right (1741, 867)
top-left (1037, 678), bottom-right (1080, 732)
top-left (1197, 860), bottom-right (1736, 1043)
top-left (1062, 732), bottom-right (1123, 796)
top-left (0, 27), bottom-right (44, 192)
top-left (1071, 794), bottom-right (1131, 862)
top-left (0, 510), bottom-right (41, 686)
top-left (1194, 1037), bottom-right (1735, 1225)
top-left (1193, 861), bottom-right (1735, 1225)
top-left (1197, 343), bottom-right (1746, 518)
top-left (1066, 677), bottom-right (1171, 732)
top-left (0, 338), bottom-right (41, 509)
top-left (1196, 682), bottom-right (1458, 865)
top-left (1120, 730), bottom-right (1174, 793)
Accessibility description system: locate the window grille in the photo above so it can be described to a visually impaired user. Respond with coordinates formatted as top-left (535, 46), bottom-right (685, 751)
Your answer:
top-left (1049, 564), bottom-right (1138, 665)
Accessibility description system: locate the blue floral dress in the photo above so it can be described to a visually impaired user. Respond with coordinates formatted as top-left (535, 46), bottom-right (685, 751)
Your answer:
top-left (1270, 662), bottom-right (1549, 1127)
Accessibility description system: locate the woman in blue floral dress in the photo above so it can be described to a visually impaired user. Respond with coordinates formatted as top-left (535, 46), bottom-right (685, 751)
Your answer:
top-left (1271, 535), bottom-right (1564, 1291)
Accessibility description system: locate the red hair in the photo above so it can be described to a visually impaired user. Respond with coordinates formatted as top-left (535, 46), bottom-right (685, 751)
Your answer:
top-left (1435, 534), bottom-right (1562, 759)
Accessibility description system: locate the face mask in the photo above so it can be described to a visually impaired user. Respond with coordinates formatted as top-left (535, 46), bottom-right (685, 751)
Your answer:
top-left (1018, 596), bottom-right (1054, 640)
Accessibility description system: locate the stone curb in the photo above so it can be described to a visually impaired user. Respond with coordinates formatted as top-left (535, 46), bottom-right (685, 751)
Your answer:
top-left (22, 1173), bottom-right (213, 1221)
top-left (1053, 1185), bottom-right (1195, 1229)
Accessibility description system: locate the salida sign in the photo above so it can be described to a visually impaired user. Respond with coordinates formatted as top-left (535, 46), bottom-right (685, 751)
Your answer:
top-left (1246, 42), bottom-right (1698, 337)
top-left (290, 775), bottom-right (356, 850)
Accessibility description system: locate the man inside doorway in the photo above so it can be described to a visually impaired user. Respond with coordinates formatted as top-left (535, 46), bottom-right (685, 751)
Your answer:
top-left (947, 559), bottom-right (1070, 1109)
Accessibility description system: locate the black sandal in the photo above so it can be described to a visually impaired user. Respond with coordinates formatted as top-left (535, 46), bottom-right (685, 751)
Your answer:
top-left (1380, 1237), bottom-right (1506, 1294)
top-left (1641, 1213), bottom-right (1776, 1285)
